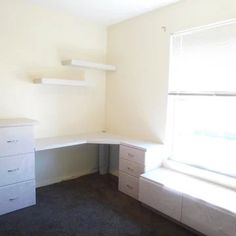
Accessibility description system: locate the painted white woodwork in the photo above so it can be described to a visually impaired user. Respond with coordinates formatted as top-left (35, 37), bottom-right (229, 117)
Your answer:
top-left (36, 136), bottom-right (87, 151)
top-left (0, 118), bottom-right (37, 128)
top-left (118, 143), bottom-right (165, 200)
top-left (35, 133), bottom-right (165, 202)
top-left (120, 144), bottom-right (145, 165)
top-left (0, 180), bottom-right (36, 216)
top-left (0, 153), bottom-right (35, 187)
top-left (0, 126), bottom-right (34, 157)
top-left (139, 176), bottom-right (182, 221)
top-left (182, 196), bottom-right (236, 236)
top-left (119, 171), bottom-right (139, 199)
top-left (139, 168), bottom-right (236, 235)
top-left (141, 168), bottom-right (236, 214)
top-left (35, 132), bottom-right (164, 152)
top-left (119, 158), bottom-right (144, 178)
top-left (34, 78), bottom-right (94, 87)
top-left (0, 118), bottom-right (36, 216)
top-left (62, 60), bottom-right (116, 71)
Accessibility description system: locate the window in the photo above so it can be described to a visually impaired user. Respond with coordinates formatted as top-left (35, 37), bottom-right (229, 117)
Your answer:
top-left (167, 20), bottom-right (236, 181)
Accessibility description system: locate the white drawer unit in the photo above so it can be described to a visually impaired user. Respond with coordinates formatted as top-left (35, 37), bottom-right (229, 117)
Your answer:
top-left (0, 180), bottom-right (36, 216)
top-left (119, 144), bottom-right (145, 199)
top-left (0, 126), bottom-right (34, 157)
top-left (119, 172), bottom-right (139, 199)
top-left (0, 118), bottom-right (37, 216)
top-left (182, 196), bottom-right (236, 236)
top-left (139, 168), bottom-right (236, 236)
top-left (120, 145), bottom-right (145, 165)
top-left (119, 158), bottom-right (144, 178)
top-left (118, 143), bottom-right (165, 200)
top-left (0, 153), bottom-right (35, 187)
top-left (139, 176), bottom-right (182, 221)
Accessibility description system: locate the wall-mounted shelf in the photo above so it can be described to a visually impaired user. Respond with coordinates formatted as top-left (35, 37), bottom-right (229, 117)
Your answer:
top-left (62, 59), bottom-right (116, 72)
top-left (34, 78), bottom-right (93, 87)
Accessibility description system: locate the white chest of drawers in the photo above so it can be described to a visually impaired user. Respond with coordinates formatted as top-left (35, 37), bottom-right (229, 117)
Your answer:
top-left (118, 142), bottom-right (165, 199)
top-left (0, 118), bottom-right (37, 215)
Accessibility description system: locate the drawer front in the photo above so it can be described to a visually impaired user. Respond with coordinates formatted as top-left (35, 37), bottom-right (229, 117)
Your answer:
top-left (120, 145), bottom-right (145, 165)
top-left (0, 180), bottom-right (36, 216)
top-left (139, 177), bottom-right (182, 221)
top-left (182, 196), bottom-right (236, 236)
top-left (119, 171), bottom-right (139, 199)
top-left (0, 153), bottom-right (35, 187)
top-left (0, 126), bottom-right (34, 157)
top-left (119, 158), bottom-right (144, 177)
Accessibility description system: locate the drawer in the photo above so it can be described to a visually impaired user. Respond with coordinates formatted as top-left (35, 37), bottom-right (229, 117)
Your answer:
top-left (119, 171), bottom-right (139, 199)
top-left (139, 177), bottom-right (182, 221)
top-left (182, 196), bottom-right (236, 236)
top-left (0, 153), bottom-right (35, 187)
top-left (0, 180), bottom-right (36, 216)
top-left (0, 126), bottom-right (34, 157)
top-left (120, 145), bottom-right (145, 165)
top-left (119, 158), bottom-right (144, 177)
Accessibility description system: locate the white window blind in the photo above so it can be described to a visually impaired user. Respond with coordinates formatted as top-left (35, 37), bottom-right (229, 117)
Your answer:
top-left (168, 20), bottom-right (236, 178)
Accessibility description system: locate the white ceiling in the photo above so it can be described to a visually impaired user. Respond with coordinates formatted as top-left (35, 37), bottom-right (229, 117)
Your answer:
top-left (29, 0), bottom-right (179, 25)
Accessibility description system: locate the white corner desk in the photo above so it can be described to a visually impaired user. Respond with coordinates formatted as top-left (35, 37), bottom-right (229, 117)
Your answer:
top-left (35, 132), bottom-right (165, 175)
top-left (0, 118), bottom-right (165, 216)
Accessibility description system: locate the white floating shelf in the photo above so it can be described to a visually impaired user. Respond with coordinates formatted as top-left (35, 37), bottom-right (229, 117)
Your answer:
top-left (34, 78), bottom-right (93, 87)
top-left (62, 59), bottom-right (116, 72)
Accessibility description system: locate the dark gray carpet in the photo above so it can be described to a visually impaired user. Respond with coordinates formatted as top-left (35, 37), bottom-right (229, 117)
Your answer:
top-left (0, 174), bottom-right (198, 236)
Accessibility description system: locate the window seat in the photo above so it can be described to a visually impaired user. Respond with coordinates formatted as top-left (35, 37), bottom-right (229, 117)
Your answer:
top-left (141, 167), bottom-right (236, 215)
top-left (139, 168), bottom-right (236, 236)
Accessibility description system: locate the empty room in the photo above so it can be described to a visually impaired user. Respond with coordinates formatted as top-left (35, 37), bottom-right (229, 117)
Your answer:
top-left (0, 0), bottom-right (236, 235)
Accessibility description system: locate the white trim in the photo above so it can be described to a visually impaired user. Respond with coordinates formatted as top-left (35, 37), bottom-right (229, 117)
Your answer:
top-left (62, 60), bottom-right (116, 72)
top-left (163, 160), bottom-right (236, 191)
top-left (172, 18), bottom-right (236, 37)
top-left (34, 78), bottom-right (94, 87)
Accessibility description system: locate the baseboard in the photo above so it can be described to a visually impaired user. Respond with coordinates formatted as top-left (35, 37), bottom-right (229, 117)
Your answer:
top-left (109, 170), bottom-right (119, 177)
top-left (36, 169), bottom-right (98, 188)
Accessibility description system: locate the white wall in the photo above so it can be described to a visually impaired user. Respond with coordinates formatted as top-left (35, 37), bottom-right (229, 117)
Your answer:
top-left (0, 0), bottom-right (107, 139)
top-left (0, 0), bottom-right (108, 186)
top-left (106, 0), bottom-right (236, 143)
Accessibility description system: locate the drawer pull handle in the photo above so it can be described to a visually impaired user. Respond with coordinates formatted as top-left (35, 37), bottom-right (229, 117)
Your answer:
top-left (126, 184), bottom-right (133, 189)
top-left (127, 167), bottom-right (134, 171)
top-left (8, 168), bottom-right (19, 173)
top-left (7, 140), bottom-right (18, 144)
top-left (9, 197), bottom-right (18, 201)
top-left (128, 153), bottom-right (134, 157)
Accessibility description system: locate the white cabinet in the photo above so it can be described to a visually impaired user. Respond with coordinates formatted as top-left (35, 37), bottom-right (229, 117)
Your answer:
top-left (0, 126), bottom-right (34, 157)
top-left (0, 153), bottom-right (35, 187)
top-left (0, 118), bottom-right (36, 216)
top-left (139, 177), bottom-right (182, 221)
top-left (120, 145), bottom-right (145, 165)
top-left (139, 168), bottom-right (236, 236)
top-left (118, 143), bottom-right (164, 200)
top-left (182, 196), bottom-right (236, 236)
top-left (0, 180), bottom-right (36, 216)
top-left (119, 145), bottom-right (144, 199)
top-left (119, 158), bottom-right (144, 178)
top-left (119, 172), bottom-right (139, 199)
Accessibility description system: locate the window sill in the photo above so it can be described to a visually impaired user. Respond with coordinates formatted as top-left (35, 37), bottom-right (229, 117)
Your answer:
top-left (163, 160), bottom-right (236, 190)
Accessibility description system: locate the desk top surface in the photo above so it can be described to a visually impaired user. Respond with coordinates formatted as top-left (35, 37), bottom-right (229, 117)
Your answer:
top-left (35, 132), bottom-right (163, 152)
